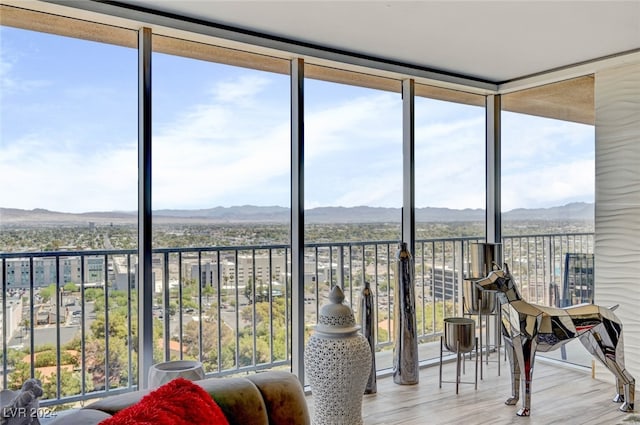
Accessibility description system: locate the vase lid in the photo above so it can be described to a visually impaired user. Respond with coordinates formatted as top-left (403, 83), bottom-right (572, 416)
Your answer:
top-left (315, 285), bottom-right (360, 335)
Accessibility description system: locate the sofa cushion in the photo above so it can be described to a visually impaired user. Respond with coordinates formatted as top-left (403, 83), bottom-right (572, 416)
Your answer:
top-left (97, 378), bottom-right (228, 425)
top-left (197, 376), bottom-right (269, 425)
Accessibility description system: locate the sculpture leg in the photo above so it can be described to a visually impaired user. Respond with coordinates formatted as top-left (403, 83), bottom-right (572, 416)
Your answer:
top-left (613, 378), bottom-right (624, 403)
top-left (578, 330), bottom-right (635, 411)
top-left (622, 378), bottom-right (635, 412)
top-left (503, 340), bottom-right (519, 406)
top-left (513, 337), bottom-right (536, 417)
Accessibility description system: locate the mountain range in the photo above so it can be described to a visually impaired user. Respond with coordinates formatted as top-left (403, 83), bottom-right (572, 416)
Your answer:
top-left (0, 202), bottom-right (594, 226)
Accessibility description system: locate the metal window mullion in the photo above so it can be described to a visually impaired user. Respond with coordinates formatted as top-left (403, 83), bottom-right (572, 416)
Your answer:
top-left (402, 79), bottom-right (415, 253)
top-left (290, 57), bottom-right (305, 383)
top-left (137, 26), bottom-right (154, 390)
top-left (486, 94), bottom-right (501, 244)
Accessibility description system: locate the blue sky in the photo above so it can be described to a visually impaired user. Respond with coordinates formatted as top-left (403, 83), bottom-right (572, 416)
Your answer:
top-left (0, 26), bottom-right (594, 214)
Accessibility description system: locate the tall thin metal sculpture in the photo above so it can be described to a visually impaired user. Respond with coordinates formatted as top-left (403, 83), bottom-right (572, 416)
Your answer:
top-left (360, 281), bottom-right (377, 394)
top-left (474, 263), bottom-right (635, 417)
top-left (393, 243), bottom-right (419, 385)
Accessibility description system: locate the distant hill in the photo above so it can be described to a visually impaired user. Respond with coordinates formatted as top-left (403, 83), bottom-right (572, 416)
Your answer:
top-left (503, 202), bottom-right (594, 221)
top-left (0, 202), bottom-right (594, 226)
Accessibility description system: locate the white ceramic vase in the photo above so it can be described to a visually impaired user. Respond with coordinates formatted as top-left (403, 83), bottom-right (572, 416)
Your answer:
top-left (147, 360), bottom-right (205, 388)
top-left (305, 286), bottom-right (372, 425)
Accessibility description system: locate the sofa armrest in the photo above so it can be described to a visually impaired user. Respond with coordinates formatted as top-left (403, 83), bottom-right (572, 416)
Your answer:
top-left (248, 371), bottom-right (310, 425)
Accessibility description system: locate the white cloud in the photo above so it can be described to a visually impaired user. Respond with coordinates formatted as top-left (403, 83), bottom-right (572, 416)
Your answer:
top-left (210, 74), bottom-right (271, 106)
top-left (1, 59), bottom-right (595, 213)
top-left (151, 75), bottom-right (291, 209)
top-left (0, 133), bottom-right (138, 213)
top-left (502, 159), bottom-right (594, 211)
top-left (501, 113), bottom-right (594, 210)
top-left (303, 91), bottom-right (405, 208)
top-left (0, 40), bottom-right (49, 94)
top-left (305, 92), bottom-right (401, 159)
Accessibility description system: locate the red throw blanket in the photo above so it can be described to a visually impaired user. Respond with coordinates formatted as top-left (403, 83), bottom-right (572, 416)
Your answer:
top-left (99, 378), bottom-right (229, 425)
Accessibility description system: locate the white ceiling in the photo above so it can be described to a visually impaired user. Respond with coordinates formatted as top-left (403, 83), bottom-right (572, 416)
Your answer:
top-left (117, 0), bottom-right (640, 83)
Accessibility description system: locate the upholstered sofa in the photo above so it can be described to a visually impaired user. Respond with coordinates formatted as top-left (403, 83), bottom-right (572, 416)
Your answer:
top-left (47, 371), bottom-right (310, 425)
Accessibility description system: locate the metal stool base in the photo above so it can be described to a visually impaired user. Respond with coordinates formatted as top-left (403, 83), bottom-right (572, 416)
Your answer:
top-left (438, 336), bottom-right (478, 394)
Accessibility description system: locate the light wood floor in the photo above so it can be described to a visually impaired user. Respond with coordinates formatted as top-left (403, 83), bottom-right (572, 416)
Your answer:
top-left (306, 358), bottom-right (639, 425)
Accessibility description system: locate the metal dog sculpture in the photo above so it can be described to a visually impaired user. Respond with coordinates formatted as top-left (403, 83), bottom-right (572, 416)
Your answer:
top-left (474, 263), bottom-right (635, 416)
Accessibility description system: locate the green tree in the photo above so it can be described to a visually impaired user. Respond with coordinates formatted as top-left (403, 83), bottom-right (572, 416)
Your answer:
top-left (202, 285), bottom-right (214, 303)
top-left (237, 298), bottom-right (288, 365)
top-left (84, 288), bottom-right (103, 302)
top-left (64, 282), bottom-right (78, 293)
top-left (244, 277), bottom-right (254, 301)
top-left (8, 361), bottom-right (36, 391)
top-left (39, 284), bottom-right (57, 303)
top-left (182, 319), bottom-right (235, 370)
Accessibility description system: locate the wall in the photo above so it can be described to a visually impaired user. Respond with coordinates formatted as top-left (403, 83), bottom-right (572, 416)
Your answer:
top-left (594, 62), bottom-right (640, 380)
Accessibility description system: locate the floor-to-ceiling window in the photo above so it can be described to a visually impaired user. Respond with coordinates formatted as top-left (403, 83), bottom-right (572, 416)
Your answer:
top-left (303, 66), bottom-right (403, 371)
top-left (0, 10), bottom-right (138, 397)
top-left (501, 76), bottom-right (595, 366)
top-left (151, 35), bottom-right (291, 373)
top-left (414, 85), bottom-right (486, 361)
